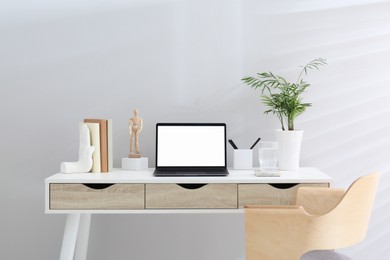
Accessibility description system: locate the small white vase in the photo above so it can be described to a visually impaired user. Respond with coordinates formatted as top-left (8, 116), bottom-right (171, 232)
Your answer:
top-left (275, 129), bottom-right (303, 171)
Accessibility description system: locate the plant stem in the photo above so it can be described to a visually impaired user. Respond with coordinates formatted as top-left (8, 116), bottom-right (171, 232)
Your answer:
top-left (288, 115), bottom-right (294, 130)
top-left (278, 113), bottom-right (285, 131)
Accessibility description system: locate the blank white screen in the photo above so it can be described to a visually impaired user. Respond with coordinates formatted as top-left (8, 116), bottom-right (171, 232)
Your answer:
top-left (157, 125), bottom-right (225, 167)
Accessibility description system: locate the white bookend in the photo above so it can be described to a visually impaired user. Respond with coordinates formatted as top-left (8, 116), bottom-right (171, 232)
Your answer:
top-left (84, 122), bottom-right (101, 172)
top-left (60, 124), bottom-right (95, 173)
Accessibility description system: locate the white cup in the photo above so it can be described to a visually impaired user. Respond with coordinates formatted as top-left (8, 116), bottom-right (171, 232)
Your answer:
top-left (233, 149), bottom-right (253, 170)
top-left (258, 141), bottom-right (278, 173)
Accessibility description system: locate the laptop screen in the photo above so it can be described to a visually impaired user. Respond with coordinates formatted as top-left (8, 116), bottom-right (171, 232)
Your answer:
top-left (156, 124), bottom-right (226, 167)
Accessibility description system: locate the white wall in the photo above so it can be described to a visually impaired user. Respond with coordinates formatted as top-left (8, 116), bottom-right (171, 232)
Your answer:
top-left (0, 0), bottom-right (389, 259)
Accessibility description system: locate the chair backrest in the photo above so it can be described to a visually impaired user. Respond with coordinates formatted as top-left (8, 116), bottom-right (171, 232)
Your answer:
top-left (244, 172), bottom-right (380, 259)
top-left (311, 172), bottom-right (380, 250)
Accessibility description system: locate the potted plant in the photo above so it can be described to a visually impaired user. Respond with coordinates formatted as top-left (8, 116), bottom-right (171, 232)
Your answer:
top-left (242, 58), bottom-right (327, 170)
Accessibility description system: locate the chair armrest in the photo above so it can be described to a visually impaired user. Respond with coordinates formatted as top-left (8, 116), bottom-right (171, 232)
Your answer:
top-left (245, 205), bottom-right (312, 259)
top-left (296, 187), bottom-right (344, 215)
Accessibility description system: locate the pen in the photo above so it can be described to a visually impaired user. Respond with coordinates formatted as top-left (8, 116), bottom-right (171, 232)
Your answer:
top-left (228, 139), bottom-right (238, 149)
top-left (250, 137), bottom-right (261, 149)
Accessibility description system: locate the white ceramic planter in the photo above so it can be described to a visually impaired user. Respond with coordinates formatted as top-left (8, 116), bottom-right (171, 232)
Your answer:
top-left (275, 129), bottom-right (303, 171)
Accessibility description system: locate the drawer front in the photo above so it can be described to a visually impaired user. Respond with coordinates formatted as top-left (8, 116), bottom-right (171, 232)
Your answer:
top-left (146, 184), bottom-right (237, 209)
top-left (50, 183), bottom-right (144, 210)
top-left (238, 183), bottom-right (329, 208)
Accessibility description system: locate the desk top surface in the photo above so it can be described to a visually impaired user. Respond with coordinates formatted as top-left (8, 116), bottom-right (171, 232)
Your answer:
top-left (46, 167), bottom-right (332, 184)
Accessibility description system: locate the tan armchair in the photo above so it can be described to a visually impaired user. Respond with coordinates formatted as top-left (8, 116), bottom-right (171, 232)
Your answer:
top-left (245, 172), bottom-right (380, 260)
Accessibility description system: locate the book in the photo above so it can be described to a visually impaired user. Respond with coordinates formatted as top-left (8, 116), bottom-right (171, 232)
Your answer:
top-left (83, 122), bottom-right (101, 172)
top-left (84, 119), bottom-right (108, 172)
top-left (107, 119), bottom-right (113, 172)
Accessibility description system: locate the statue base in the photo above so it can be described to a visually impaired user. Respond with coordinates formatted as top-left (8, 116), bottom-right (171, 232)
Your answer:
top-left (122, 157), bottom-right (148, 171)
top-left (128, 154), bottom-right (141, 158)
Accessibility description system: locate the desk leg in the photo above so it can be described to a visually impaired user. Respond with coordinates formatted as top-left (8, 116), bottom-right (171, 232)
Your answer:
top-left (74, 214), bottom-right (92, 260)
top-left (60, 214), bottom-right (81, 260)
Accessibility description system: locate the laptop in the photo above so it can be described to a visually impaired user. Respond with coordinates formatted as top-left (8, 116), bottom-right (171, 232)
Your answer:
top-left (153, 123), bottom-right (229, 176)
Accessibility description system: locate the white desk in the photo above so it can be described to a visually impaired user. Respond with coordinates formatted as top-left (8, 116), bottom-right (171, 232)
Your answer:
top-left (45, 167), bottom-right (332, 260)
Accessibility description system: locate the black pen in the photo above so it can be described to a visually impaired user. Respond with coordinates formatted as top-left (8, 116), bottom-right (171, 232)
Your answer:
top-left (228, 139), bottom-right (238, 149)
top-left (250, 137), bottom-right (261, 149)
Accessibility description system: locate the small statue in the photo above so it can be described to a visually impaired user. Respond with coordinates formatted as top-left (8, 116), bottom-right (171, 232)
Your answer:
top-left (129, 109), bottom-right (143, 158)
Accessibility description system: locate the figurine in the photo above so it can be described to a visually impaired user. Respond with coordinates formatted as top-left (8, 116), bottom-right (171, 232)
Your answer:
top-left (129, 109), bottom-right (143, 158)
top-left (61, 124), bottom-right (95, 173)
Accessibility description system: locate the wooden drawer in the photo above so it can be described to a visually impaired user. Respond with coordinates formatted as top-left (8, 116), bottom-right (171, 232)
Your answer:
top-left (145, 184), bottom-right (237, 209)
top-left (238, 183), bottom-right (329, 208)
top-left (50, 183), bottom-right (144, 210)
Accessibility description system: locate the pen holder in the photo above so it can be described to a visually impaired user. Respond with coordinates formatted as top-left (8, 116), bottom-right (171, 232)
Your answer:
top-left (233, 149), bottom-right (253, 170)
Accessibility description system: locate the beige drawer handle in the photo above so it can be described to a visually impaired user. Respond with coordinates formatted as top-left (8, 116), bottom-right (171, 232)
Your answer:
top-left (177, 184), bottom-right (207, 190)
top-left (269, 183), bottom-right (298, 189)
top-left (82, 183), bottom-right (114, 190)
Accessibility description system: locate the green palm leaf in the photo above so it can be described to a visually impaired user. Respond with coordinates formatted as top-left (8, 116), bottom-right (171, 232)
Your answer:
top-left (241, 58), bottom-right (326, 130)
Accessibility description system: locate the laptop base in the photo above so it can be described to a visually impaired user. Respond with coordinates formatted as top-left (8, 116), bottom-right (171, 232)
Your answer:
top-left (154, 168), bottom-right (229, 177)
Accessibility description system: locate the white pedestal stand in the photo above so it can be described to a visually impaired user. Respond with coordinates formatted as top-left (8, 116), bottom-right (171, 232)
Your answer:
top-left (122, 157), bottom-right (148, 170)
